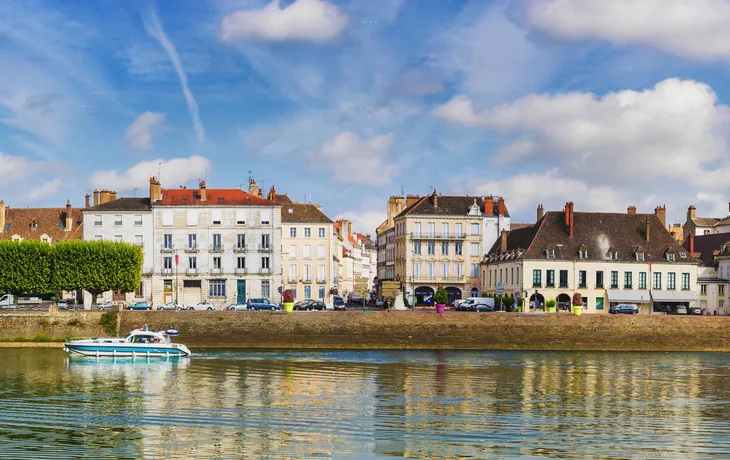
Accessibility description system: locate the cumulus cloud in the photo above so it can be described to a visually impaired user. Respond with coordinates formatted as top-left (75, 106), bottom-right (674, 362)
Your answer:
top-left (90, 155), bottom-right (211, 192)
top-left (125, 111), bottom-right (166, 151)
top-left (434, 78), bottom-right (730, 188)
top-left (220, 0), bottom-right (348, 43)
top-left (0, 152), bottom-right (48, 186)
top-left (310, 132), bottom-right (397, 186)
top-left (525, 0), bottom-right (730, 61)
top-left (336, 210), bottom-right (386, 237)
top-left (27, 178), bottom-right (62, 201)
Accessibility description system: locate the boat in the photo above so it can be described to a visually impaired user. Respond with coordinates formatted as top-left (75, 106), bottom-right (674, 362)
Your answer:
top-left (64, 327), bottom-right (192, 357)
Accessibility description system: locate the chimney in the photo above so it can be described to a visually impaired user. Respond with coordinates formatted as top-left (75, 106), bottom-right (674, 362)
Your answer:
top-left (537, 204), bottom-right (544, 222)
top-left (65, 200), bottom-right (72, 232)
top-left (565, 202), bottom-right (574, 237)
top-left (432, 189), bottom-right (438, 208)
top-left (199, 180), bottom-right (207, 202)
top-left (498, 197), bottom-right (505, 217)
top-left (0, 200), bottom-right (5, 234)
top-left (149, 177), bottom-right (162, 202)
top-left (93, 189), bottom-right (99, 206)
top-left (85, 193), bottom-right (90, 208)
top-left (484, 196), bottom-right (494, 217)
top-left (654, 205), bottom-right (666, 227)
top-left (99, 190), bottom-right (111, 205)
top-left (688, 205), bottom-right (696, 221)
top-left (500, 229), bottom-right (508, 253)
top-left (627, 206), bottom-right (636, 215)
top-left (689, 230), bottom-right (695, 255)
top-left (646, 218), bottom-right (651, 243)
top-left (110, 191), bottom-right (117, 201)
top-left (267, 186), bottom-right (276, 202)
top-left (406, 194), bottom-right (420, 208)
top-left (249, 179), bottom-right (259, 196)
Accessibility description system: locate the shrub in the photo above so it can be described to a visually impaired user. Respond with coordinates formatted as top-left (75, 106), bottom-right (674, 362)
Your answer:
top-left (503, 296), bottom-right (515, 309)
top-left (434, 286), bottom-right (448, 305)
top-left (99, 312), bottom-right (117, 336)
top-left (34, 334), bottom-right (52, 342)
top-left (546, 299), bottom-right (557, 310)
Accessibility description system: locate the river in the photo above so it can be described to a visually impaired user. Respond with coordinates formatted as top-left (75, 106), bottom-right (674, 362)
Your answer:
top-left (1, 349), bottom-right (729, 458)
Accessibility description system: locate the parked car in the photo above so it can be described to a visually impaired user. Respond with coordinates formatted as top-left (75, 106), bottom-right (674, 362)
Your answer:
top-left (226, 303), bottom-right (248, 311)
top-left (609, 304), bottom-right (639, 314)
top-left (475, 302), bottom-right (495, 312)
top-left (688, 306), bottom-right (703, 315)
top-left (296, 300), bottom-right (326, 311)
top-left (128, 301), bottom-right (152, 311)
top-left (156, 302), bottom-right (180, 311)
top-left (348, 295), bottom-right (365, 305)
top-left (294, 299), bottom-right (314, 311)
top-left (333, 297), bottom-right (346, 311)
top-left (94, 301), bottom-right (114, 311)
top-left (458, 297), bottom-right (495, 312)
top-left (57, 300), bottom-right (69, 310)
top-left (667, 305), bottom-right (688, 315)
top-left (187, 301), bottom-right (215, 311)
top-left (376, 299), bottom-right (385, 308)
top-left (246, 298), bottom-right (280, 311)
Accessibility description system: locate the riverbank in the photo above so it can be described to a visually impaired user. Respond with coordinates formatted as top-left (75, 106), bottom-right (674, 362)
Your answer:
top-left (3, 310), bottom-right (730, 351)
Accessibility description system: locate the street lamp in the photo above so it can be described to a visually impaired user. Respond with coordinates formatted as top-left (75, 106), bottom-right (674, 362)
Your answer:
top-left (534, 289), bottom-right (539, 313)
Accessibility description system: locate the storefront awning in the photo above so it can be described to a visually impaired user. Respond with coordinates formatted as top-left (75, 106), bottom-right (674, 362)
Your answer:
top-left (606, 290), bottom-right (651, 303)
top-left (650, 290), bottom-right (697, 302)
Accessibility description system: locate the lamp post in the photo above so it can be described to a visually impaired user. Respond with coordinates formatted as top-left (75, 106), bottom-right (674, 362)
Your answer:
top-left (175, 252), bottom-right (179, 304)
top-left (534, 289), bottom-right (539, 313)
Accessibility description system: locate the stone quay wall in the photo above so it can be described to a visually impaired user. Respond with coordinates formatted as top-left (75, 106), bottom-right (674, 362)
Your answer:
top-left (0, 311), bottom-right (110, 342)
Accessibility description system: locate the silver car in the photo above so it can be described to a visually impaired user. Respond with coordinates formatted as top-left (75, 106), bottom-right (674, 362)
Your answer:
top-left (187, 301), bottom-right (215, 311)
top-left (226, 303), bottom-right (248, 311)
top-left (157, 302), bottom-right (181, 311)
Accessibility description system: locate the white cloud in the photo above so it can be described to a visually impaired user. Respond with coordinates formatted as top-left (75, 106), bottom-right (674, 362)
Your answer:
top-left (27, 178), bottom-right (62, 201)
top-left (433, 78), bottom-right (730, 189)
top-left (310, 132), bottom-right (397, 186)
top-left (336, 210), bottom-right (385, 237)
top-left (525, 0), bottom-right (730, 61)
top-left (125, 112), bottom-right (166, 151)
top-left (90, 156), bottom-right (211, 192)
top-left (0, 152), bottom-right (47, 186)
top-left (220, 0), bottom-right (348, 43)
top-left (142, 8), bottom-right (205, 142)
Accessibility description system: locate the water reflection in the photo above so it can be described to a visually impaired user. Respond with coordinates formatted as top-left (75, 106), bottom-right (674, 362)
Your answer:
top-left (1, 350), bottom-right (730, 458)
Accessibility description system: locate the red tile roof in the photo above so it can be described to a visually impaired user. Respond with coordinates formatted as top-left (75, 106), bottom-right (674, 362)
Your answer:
top-left (1, 207), bottom-right (83, 242)
top-left (158, 188), bottom-right (277, 206)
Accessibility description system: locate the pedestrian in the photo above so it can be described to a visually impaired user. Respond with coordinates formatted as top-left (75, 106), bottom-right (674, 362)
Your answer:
top-left (386, 297), bottom-right (391, 310)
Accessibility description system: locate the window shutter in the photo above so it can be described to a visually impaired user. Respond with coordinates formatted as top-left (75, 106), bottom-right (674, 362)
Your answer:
top-left (236, 210), bottom-right (246, 224)
top-left (162, 211), bottom-right (173, 226)
top-left (211, 210), bottom-right (222, 223)
top-left (186, 210), bottom-right (198, 226)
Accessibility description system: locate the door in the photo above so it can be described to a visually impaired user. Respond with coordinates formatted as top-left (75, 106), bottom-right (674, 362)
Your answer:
top-left (164, 293), bottom-right (172, 304)
top-left (237, 280), bottom-right (246, 304)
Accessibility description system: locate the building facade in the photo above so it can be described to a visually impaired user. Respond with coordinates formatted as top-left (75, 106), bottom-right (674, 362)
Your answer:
top-left (683, 204), bottom-right (730, 239)
top-left (0, 199), bottom-right (83, 243)
top-left (682, 232), bottom-right (730, 315)
top-left (481, 203), bottom-right (699, 314)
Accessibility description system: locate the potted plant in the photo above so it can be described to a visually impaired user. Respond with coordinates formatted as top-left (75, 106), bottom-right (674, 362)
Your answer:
top-left (517, 296), bottom-right (525, 313)
top-left (546, 299), bottom-right (557, 313)
top-left (434, 286), bottom-right (448, 314)
top-left (503, 295), bottom-right (515, 312)
top-left (282, 289), bottom-right (295, 313)
top-left (572, 293), bottom-right (584, 316)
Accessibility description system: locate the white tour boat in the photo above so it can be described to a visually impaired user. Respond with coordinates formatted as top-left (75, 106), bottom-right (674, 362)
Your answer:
top-left (64, 327), bottom-right (192, 358)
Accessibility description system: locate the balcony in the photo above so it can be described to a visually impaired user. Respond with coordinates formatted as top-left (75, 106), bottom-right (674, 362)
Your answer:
top-left (259, 245), bottom-right (272, 253)
top-left (185, 246), bottom-right (199, 253)
top-left (233, 246), bottom-right (247, 253)
top-left (186, 268), bottom-right (198, 275)
top-left (302, 278), bottom-right (312, 284)
top-left (410, 233), bottom-right (466, 240)
top-left (441, 276), bottom-right (464, 282)
top-left (316, 278), bottom-right (327, 284)
top-left (413, 275), bottom-right (437, 282)
top-left (235, 268), bottom-right (247, 275)
top-left (210, 268), bottom-right (222, 275)
top-left (260, 268), bottom-right (271, 274)
top-left (161, 246), bottom-right (175, 253)
top-left (162, 268), bottom-right (172, 275)
top-left (210, 245), bottom-right (224, 253)
top-left (287, 277), bottom-right (298, 283)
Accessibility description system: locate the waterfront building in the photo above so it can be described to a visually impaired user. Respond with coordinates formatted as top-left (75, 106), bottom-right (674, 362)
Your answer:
top-left (149, 177), bottom-right (282, 307)
top-left (393, 190), bottom-right (510, 305)
top-left (682, 204), bottom-right (730, 240)
top-left (376, 196), bottom-right (416, 290)
top-left (481, 203), bottom-right (699, 314)
top-left (271, 187), bottom-right (336, 304)
top-left (0, 198), bottom-right (83, 242)
top-left (682, 232), bottom-right (730, 315)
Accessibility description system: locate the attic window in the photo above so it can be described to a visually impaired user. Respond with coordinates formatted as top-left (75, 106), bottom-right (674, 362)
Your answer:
top-left (609, 249), bottom-right (618, 260)
top-left (469, 200), bottom-right (480, 216)
top-left (57, 222), bottom-right (63, 228)
top-left (636, 251), bottom-right (645, 262)
top-left (546, 248), bottom-right (555, 259)
top-left (667, 252), bottom-right (675, 262)
top-left (5, 223), bottom-right (10, 229)
top-left (288, 208), bottom-right (294, 214)
top-left (11, 235), bottom-right (22, 241)
top-left (579, 245), bottom-right (588, 259)
top-left (30, 220), bottom-right (37, 229)
top-left (679, 252), bottom-right (687, 258)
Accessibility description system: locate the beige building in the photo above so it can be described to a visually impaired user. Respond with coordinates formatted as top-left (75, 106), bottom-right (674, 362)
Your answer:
top-left (682, 233), bottom-right (730, 315)
top-left (394, 190), bottom-right (510, 305)
top-left (482, 203), bottom-right (699, 314)
top-left (683, 204), bottom-right (730, 240)
top-left (271, 189), bottom-right (336, 304)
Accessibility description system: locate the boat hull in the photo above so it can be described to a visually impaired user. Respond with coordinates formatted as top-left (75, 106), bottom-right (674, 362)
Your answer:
top-left (64, 341), bottom-right (191, 358)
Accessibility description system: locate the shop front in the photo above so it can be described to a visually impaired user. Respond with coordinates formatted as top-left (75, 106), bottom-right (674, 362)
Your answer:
top-left (650, 290), bottom-right (697, 313)
top-left (607, 290), bottom-right (651, 314)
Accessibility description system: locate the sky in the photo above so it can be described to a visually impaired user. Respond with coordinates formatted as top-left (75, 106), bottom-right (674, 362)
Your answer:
top-left (4, 0), bottom-right (730, 235)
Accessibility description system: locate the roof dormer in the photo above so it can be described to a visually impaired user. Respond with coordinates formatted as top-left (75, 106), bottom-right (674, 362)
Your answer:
top-left (469, 199), bottom-right (480, 216)
top-left (665, 249), bottom-right (676, 262)
top-left (578, 244), bottom-right (588, 260)
top-left (608, 247), bottom-right (618, 260)
top-left (634, 246), bottom-right (645, 262)
top-left (546, 245), bottom-right (555, 259)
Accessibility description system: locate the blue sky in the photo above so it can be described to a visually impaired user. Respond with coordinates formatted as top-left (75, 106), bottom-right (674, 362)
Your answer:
top-left (4, 0), bottom-right (730, 234)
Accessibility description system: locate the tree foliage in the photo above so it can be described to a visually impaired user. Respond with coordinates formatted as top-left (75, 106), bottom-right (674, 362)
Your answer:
top-left (0, 241), bottom-right (53, 295)
top-left (52, 240), bottom-right (143, 304)
top-left (434, 286), bottom-right (448, 305)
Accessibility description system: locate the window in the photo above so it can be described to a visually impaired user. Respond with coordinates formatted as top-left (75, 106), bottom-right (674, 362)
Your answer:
top-left (414, 241), bottom-right (422, 255)
top-left (183, 280), bottom-right (201, 288)
top-left (162, 211), bottom-right (173, 226)
top-left (261, 281), bottom-right (270, 299)
top-left (546, 270), bottom-right (555, 287)
top-left (579, 248), bottom-right (588, 259)
top-left (455, 242), bottom-right (463, 255)
top-left (188, 234), bottom-right (197, 249)
top-left (163, 234), bottom-right (172, 249)
top-left (414, 223), bottom-right (421, 237)
top-left (114, 235), bottom-right (123, 242)
top-left (261, 234), bottom-right (270, 249)
top-left (442, 223), bottom-right (449, 236)
top-left (318, 287), bottom-right (326, 299)
top-left (428, 262), bottom-right (435, 278)
top-left (441, 242), bottom-right (448, 255)
top-left (134, 215), bottom-right (143, 226)
top-left (720, 285), bottom-right (725, 296)
top-left (470, 223), bottom-right (479, 236)
top-left (681, 273), bottom-right (690, 290)
top-left (559, 270), bottom-right (568, 288)
top-left (114, 215), bottom-right (122, 226)
top-left (428, 242), bottom-right (436, 255)
top-left (319, 227), bottom-right (326, 238)
top-left (517, 267), bottom-right (520, 285)
top-left (611, 271), bottom-right (619, 289)
top-left (428, 222), bottom-right (435, 237)
top-left (533, 270), bottom-right (542, 287)
top-left (653, 272), bottom-right (662, 290)
top-left (260, 210), bottom-right (271, 225)
top-left (212, 210), bottom-right (222, 225)
top-left (164, 280), bottom-right (173, 292)
top-left (441, 262), bottom-right (448, 277)
top-left (212, 234), bottom-right (222, 250)
top-left (304, 227), bottom-right (311, 238)
top-left (164, 257), bottom-right (172, 270)
top-left (721, 299), bottom-right (726, 311)
top-left (456, 223), bottom-right (463, 236)
top-left (302, 264), bottom-right (311, 281)
top-left (596, 271), bottom-right (604, 288)
top-left (318, 244), bottom-right (326, 259)
top-left (94, 235), bottom-right (102, 240)
top-left (455, 263), bottom-right (463, 277)
top-left (701, 284), bottom-right (708, 295)
top-left (668, 273), bottom-right (676, 290)
top-left (610, 250), bottom-right (617, 260)
top-left (471, 264), bottom-right (479, 277)
top-left (318, 264), bottom-right (326, 282)
top-left (624, 272), bottom-right (632, 289)
top-left (135, 282), bottom-right (144, 298)
top-left (213, 257), bottom-right (221, 270)
top-left (304, 285), bottom-right (311, 298)
top-left (288, 264), bottom-right (297, 281)
top-left (579, 271), bottom-right (587, 288)
top-left (134, 235), bottom-right (143, 247)
top-left (186, 210), bottom-right (198, 226)
top-left (471, 242), bottom-right (480, 256)
top-left (236, 211), bottom-right (246, 225)
top-left (414, 263), bottom-right (422, 277)
top-left (188, 257), bottom-right (197, 269)
top-left (636, 251), bottom-right (645, 261)
top-left (667, 252), bottom-right (675, 262)
top-left (303, 245), bottom-right (312, 259)
top-left (262, 257), bottom-right (270, 270)
top-left (94, 215), bottom-right (102, 226)
top-left (546, 249), bottom-right (554, 259)
top-left (209, 280), bottom-right (226, 297)
top-left (639, 272), bottom-right (647, 289)
top-left (290, 227), bottom-right (297, 237)
top-left (237, 257), bottom-right (246, 269)
top-left (237, 234), bottom-right (246, 249)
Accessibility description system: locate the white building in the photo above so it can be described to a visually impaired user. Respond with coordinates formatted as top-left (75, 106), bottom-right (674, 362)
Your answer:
top-left (481, 203), bottom-right (699, 314)
top-left (683, 233), bottom-right (730, 315)
top-left (149, 178), bottom-right (282, 307)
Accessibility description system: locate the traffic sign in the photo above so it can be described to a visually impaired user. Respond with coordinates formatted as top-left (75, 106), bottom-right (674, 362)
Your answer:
top-left (496, 282), bottom-right (505, 295)
top-left (277, 286), bottom-right (283, 294)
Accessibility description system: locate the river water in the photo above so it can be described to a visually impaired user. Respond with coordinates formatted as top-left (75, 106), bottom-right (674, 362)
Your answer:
top-left (1, 349), bottom-right (729, 459)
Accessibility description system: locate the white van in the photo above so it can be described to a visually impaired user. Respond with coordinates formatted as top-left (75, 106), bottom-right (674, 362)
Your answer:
top-left (456, 297), bottom-right (494, 311)
top-left (0, 294), bottom-right (15, 309)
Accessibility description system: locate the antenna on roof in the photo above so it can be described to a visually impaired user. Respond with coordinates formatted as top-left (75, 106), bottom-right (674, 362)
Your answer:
top-left (399, 185), bottom-right (404, 197)
top-left (158, 162), bottom-right (162, 184)
top-left (248, 170), bottom-right (253, 183)
top-left (133, 188), bottom-right (138, 197)
top-left (204, 167), bottom-right (209, 183)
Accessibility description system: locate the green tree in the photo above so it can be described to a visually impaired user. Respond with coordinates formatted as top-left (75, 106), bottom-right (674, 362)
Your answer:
top-left (503, 295), bottom-right (515, 311)
top-left (434, 286), bottom-right (448, 305)
top-left (0, 241), bottom-right (53, 296)
top-left (52, 241), bottom-right (143, 306)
